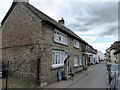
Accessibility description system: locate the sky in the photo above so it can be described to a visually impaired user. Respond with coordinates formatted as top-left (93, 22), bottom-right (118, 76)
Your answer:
top-left (0, 0), bottom-right (119, 53)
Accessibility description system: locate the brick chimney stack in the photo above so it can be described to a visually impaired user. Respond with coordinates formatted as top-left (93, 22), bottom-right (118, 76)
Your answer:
top-left (58, 18), bottom-right (65, 25)
top-left (13, 0), bottom-right (29, 2)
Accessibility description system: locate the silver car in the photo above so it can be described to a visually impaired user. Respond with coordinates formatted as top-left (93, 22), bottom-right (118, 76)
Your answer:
top-left (110, 64), bottom-right (118, 79)
top-left (108, 65), bottom-right (120, 90)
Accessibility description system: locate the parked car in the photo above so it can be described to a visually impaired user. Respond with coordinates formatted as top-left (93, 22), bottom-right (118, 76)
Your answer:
top-left (108, 64), bottom-right (118, 84)
top-left (108, 73), bottom-right (120, 90)
top-left (116, 76), bottom-right (120, 90)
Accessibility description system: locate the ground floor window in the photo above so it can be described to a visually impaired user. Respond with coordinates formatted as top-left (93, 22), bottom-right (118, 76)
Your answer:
top-left (79, 57), bottom-right (82, 66)
top-left (74, 56), bottom-right (79, 67)
top-left (52, 50), bottom-right (67, 69)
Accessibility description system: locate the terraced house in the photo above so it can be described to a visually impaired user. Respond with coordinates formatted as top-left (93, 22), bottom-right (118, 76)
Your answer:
top-left (1, 1), bottom-right (94, 87)
top-left (106, 41), bottom-right (120, 64)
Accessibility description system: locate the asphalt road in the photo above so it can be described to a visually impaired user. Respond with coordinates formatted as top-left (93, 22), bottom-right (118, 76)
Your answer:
top-left (68, 61), bottom-right (109, 88)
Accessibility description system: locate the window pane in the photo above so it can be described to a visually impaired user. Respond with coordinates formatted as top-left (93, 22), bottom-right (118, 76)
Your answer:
top-left (79, 57), bottom-right (82, 65)
top-left (74, 56), bottom-right (78, 66)
top-left (56, 52), bottom-right (58, 64)
top-left (58, 52), bottom-right (60, 64)
top-left (54, 30), bottom-right (68, 45)
top-left (59, 36), bottom-right (61, 41)
top-left (61, 52), bottom-right (63, 64)
top-left (52, 52), bottom-right (55, 64)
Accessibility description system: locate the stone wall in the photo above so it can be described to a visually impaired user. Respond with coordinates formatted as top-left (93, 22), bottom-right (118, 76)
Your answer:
top-left (2, 3), bottom-right (42, 48)
top-left (1, 2), bottom-right (42, 87)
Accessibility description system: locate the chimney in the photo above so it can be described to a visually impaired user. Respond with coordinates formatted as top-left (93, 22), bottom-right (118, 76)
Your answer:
top-left (13, 0), bottom-right (29, 2)
top-left (58, 18), bottom-right (65, 25)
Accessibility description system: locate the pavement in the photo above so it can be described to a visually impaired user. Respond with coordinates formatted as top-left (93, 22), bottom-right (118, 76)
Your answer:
top-left (0, 78), bottom-right (2, 90)
top-left (45, 64), bottom-right (97, 88)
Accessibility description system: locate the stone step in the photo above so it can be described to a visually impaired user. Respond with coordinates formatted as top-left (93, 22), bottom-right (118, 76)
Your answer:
top-left (67, 75), bottom-right (72, 79)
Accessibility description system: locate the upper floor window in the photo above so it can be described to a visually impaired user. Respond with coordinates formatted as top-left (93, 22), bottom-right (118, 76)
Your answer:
top-left (54, 29), bottom-right (68, 45)
top-left (74, 39), bottom-right (79, 48)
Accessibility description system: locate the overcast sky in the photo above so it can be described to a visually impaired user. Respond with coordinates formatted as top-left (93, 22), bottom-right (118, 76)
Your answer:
top-left (0, 0), bottom-right (119, 53)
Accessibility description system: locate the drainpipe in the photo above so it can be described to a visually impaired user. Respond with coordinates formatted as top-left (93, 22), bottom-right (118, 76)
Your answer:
top-left (36, 58), bottom-right (40, 86)
top-left (36, 41), bottom-right (41, 87)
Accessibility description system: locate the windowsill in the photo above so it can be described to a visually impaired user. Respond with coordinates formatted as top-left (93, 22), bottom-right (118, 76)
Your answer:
top-left (74, 46), bottom-right (79, 49)
top-left (74, 65), bottom-right (79, 67)
top-left (53, 40), bottom-right (68, 46)
top-left (52, 64), bottom-right (64, 70)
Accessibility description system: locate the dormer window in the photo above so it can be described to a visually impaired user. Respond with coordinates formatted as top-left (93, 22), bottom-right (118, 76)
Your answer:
top-left (74, 39), bottom-right (79, 48)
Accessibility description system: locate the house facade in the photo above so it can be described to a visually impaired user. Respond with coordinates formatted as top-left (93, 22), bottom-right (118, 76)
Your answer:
top-left (113, 41), bottom-right (120, 63)
top-left (106, 47), bottom-right (111, 62)
top-left (97, 51), bottom-right (105, 62)
top-left (1, 1), bottom-right (93, 87)
top-left (114, 48), bottom-right (120, 63)
top-left (86, 45), bottom-right (97, 65)
top-left (106, 41), bottom-right (120, 64)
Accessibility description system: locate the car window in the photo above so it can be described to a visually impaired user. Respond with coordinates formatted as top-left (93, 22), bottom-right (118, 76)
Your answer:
top-left (111, 65), bottom-right (118, 71)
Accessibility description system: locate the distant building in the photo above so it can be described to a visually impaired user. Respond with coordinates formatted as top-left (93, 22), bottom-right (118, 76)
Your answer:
top-left (97, 51), bottom-right (105, 62)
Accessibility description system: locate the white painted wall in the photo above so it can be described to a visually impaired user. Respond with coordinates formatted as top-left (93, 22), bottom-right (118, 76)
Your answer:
top-left (97, 51), bottom-right (105, 61)
top-left (110, 49), bottom-right (117, 63)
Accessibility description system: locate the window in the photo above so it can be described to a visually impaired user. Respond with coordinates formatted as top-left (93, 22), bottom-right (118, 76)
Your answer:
top-left (79, 57), bottom-right (82, 65)
top-left (52, 50), bottom-right (68, 69)
top-left (54, 29), bottom-right (68, 45)
top-left (74, 39), bottom-right (79, 48)
top-left (52, 52), bottom-right (55, 64)
top-left (74, 56), bottom-right (79, 67)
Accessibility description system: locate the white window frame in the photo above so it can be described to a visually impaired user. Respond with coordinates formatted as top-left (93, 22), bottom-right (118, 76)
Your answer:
top-left (79, 57), bottom-right (82, 65)
top-left (54, 29), bottom-right (68, 45)
top-left (74, 39), bottom-right (79, 48)
top-left (74, 56), bottom-right (79, 67)
top-left (52, 50), bottom-right (67, 69)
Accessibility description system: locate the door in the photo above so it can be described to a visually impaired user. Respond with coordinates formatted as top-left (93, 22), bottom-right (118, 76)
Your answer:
top-left (64, 59), bottom-right (69, 75)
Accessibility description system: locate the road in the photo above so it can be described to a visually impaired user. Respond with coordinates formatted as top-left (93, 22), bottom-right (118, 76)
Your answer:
top-left (68, 61), bottom-right (109, 88)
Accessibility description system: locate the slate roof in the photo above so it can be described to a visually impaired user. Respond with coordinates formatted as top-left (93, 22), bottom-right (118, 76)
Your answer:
top-left (114, 48), bottom-right (120, 54)
top-left (110, 41), bottom-right (120, 54)
top-left (111, 41), bottom-right (120, 50)
top-left (23, 2), bottom-right (88, 44)
top-left (1, 2), bottom-right (89, 45)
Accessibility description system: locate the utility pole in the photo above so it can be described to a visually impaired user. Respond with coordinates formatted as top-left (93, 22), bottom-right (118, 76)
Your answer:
top-left (118, 2), bottom-right (120, 76)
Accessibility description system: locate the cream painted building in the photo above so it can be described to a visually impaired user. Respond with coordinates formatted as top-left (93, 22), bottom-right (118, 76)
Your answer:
top-left (110, 49), bottom-right (117, 63)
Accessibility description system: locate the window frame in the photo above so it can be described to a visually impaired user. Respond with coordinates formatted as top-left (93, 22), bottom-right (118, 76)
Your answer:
top-left (79, 57), bottom-right (82, 66)
top-left (54, 29), bottom-right (68, 45)
top-left (74, 39), bottom-right (79, 48)
top-left (74, 56), bottom-right (79, 67)
top-left (52, 50), bottom-right (67, 69)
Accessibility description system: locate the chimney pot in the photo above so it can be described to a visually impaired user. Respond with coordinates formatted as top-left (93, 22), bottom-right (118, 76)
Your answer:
top-left (58, 18), bottom-right (65, 25)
